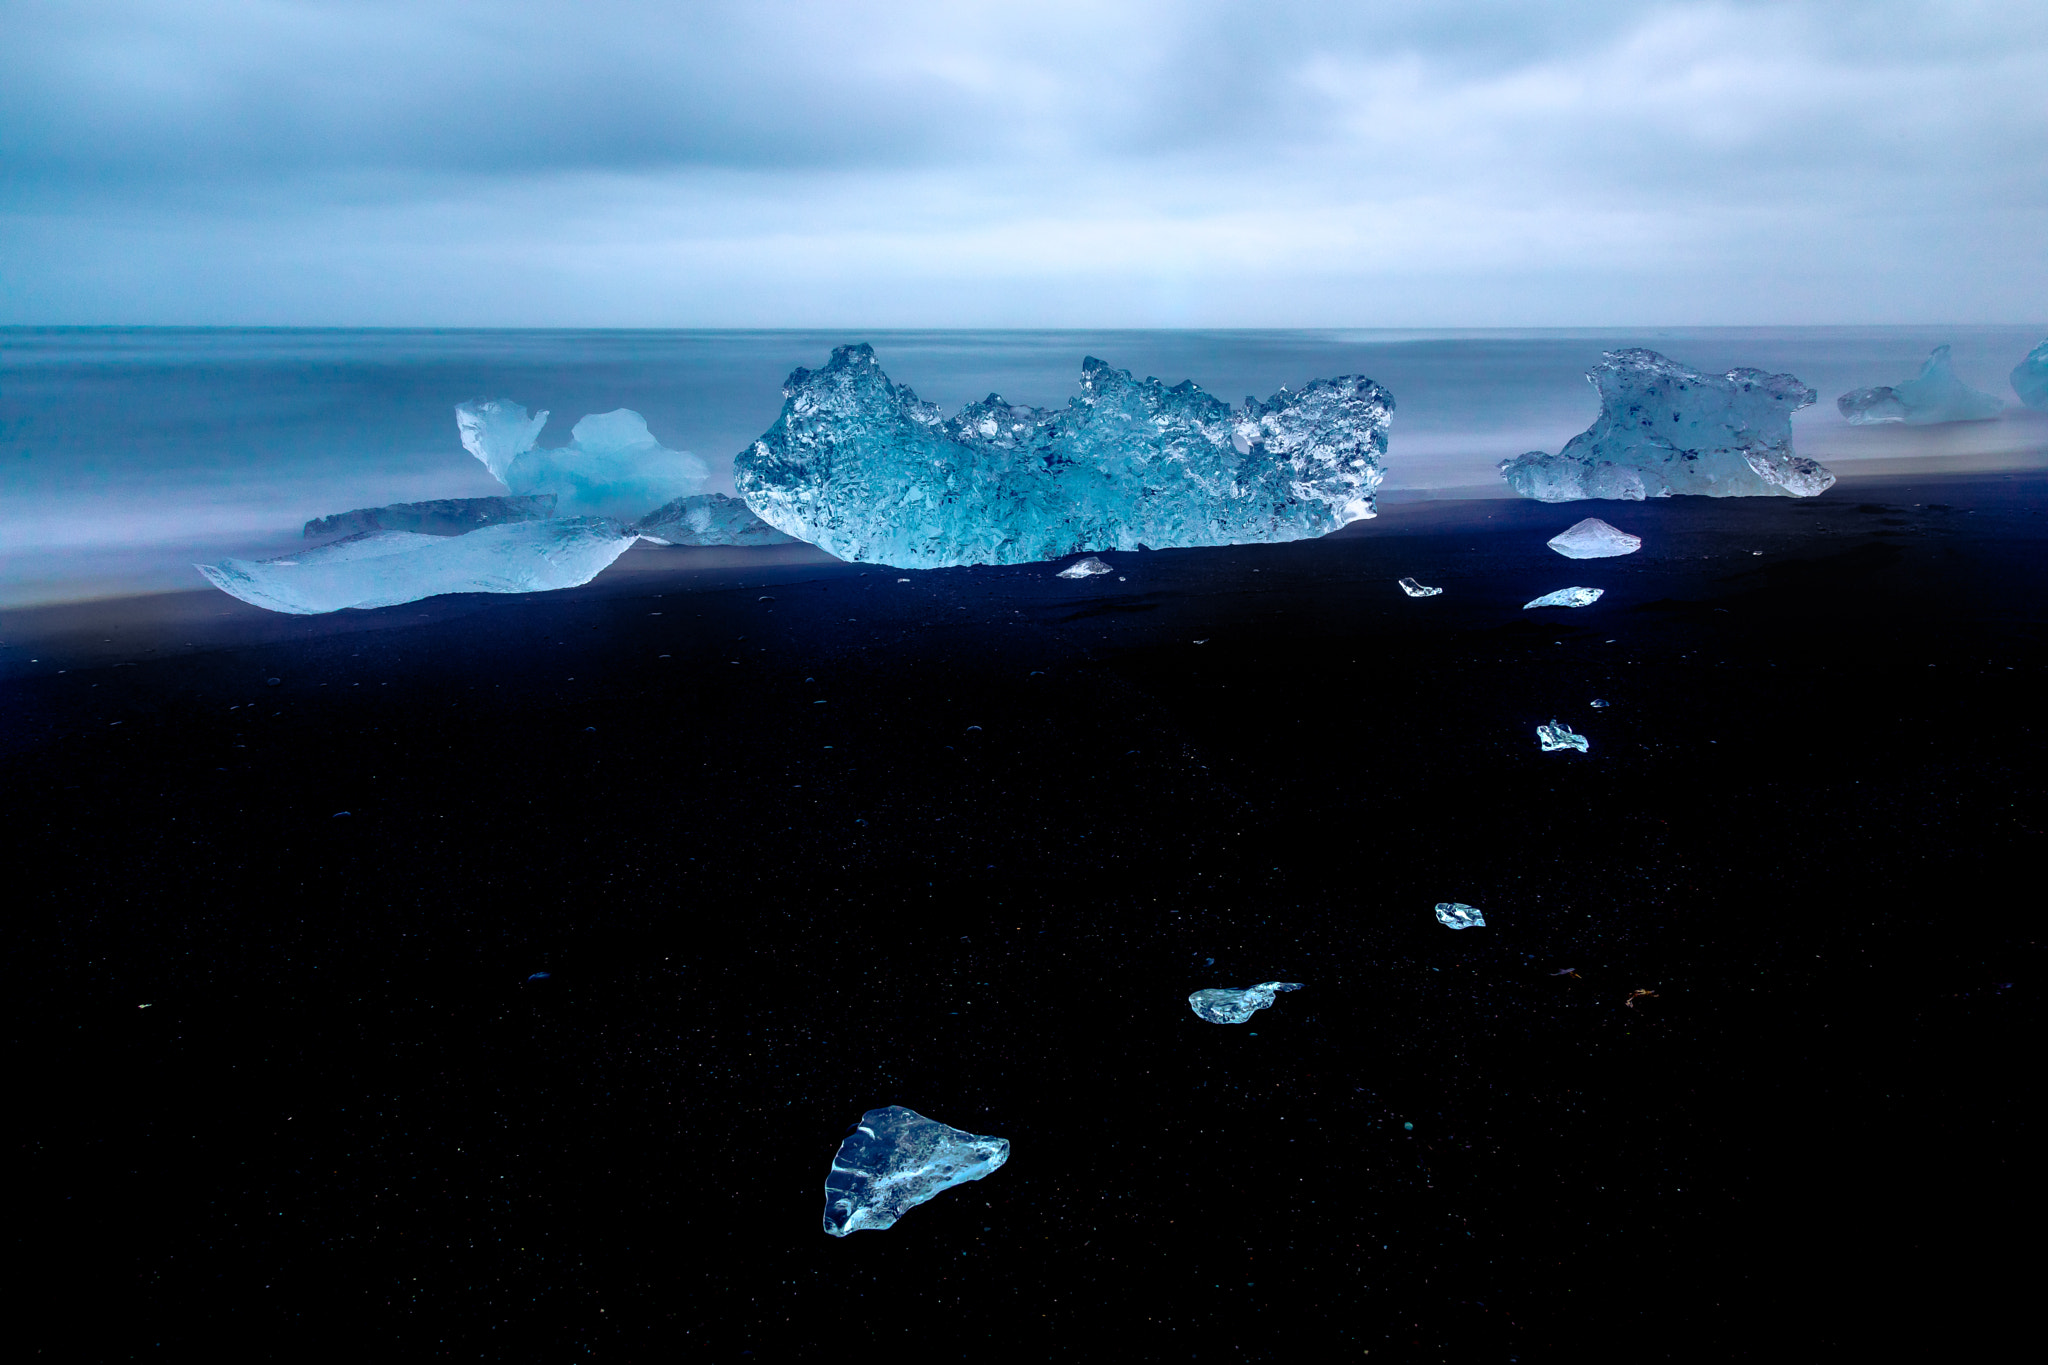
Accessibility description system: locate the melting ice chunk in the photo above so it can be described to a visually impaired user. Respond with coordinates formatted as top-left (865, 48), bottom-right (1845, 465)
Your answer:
top-left (635, 493), bottom-right (796, 546)
top-left (1838, 346), bottom-right (2004, 425)
top-left (1434, 902), bottom-right (1486, 930)
top-left (303, 495), bottom-right (556, 540)
top-left (822, 1106), bottom-right (1009, 1237)
top-left (1538, 720), bottom-right (1589, 752)
top-left (2009, 338), bottom-right (2048, 411)
top-left (733, 344), bottom-right (1390, 569)
top-left (1546, 518), bottom-right (1641, 559)
top-left (1523, 587), bottom-right (1603, 609)
top-left (196, 518), bottom-right (635, 614)
top-left (1500, 350), bottom-right (1829, 501)
top-left (1188, 980), bottom-right (1303, 1025)
top-left (1056, 556), bottom-right (1115, 579)
top-left (1398, 577), bottom-right (1443, 597)
top-left (456, 399), bottom-right (710, 519)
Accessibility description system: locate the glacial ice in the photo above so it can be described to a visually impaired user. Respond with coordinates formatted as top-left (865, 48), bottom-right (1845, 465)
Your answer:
top-left (1838, 346), bottom-right (2003, 425)
top-left (2011, 338), bottom-right (2048, 410)
top-left (822, 1106), bottom-right (1009, 1237)
top-left (1188, 980), bottom-right (1303, 1025)
top-left (1056, 556), bottom-right (1115, 579)
top-left (634, 493), bottom-right (796, 546)
top-left (456, 400), bottom-right (711, 519)
top-left (303, 495), bottom-right (556, 540)
top-left (1547, 518), bottom-right (1641, 559)
top-left (1500, 350), bottom-right (1829, 501)
top-left (1398, 577), bottom-right (1443, 597)
top-left (1434, 902), bottom-right (1485, 930)
top-left (1538, 720), bottom-right (1589, 752)
top-left (733, 344), bottom-right (1390, 569)
top-left (195, 518), bottom-right (635, 615)
top-left (1523, 587), bottom-right (1603, 609)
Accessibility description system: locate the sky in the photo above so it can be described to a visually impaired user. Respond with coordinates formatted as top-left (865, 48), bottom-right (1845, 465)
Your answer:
top-left (3, 0), bottom-right (2046, 327)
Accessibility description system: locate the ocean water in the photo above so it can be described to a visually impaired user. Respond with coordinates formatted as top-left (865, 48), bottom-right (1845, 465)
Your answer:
top-left (4, 325), bottom-right (2044, 606)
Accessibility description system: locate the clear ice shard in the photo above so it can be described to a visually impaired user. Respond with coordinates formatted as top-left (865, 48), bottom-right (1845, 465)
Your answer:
top-left (1187, 980), bottom-right (1303, 1025)
top-left (303, 495), bottom-right (557, 540)
top-left (1523, 587), bottom-right (1603, 609)
top-left (1500, 350), bottom-right (1829, 501)
top-left (1056, 556), bottom-right (1114, 579)
top-left (2009, 338), bottom-right (2048, 410)
top-left (1546, 518), bottom-right (1641, 559)
top-left (634, 493), bottom-right (796, 546)
top-left (822, 1106), bottom-right (1009, 1237)
top-left (1837, 346), bottom-right (2004, 425)
top-left (1538, 720), bottom-right (1589, 752)
top-left (195, 519), bottom-right (635, 615)
top-left (1398, 577), bottom-right (1443, 597)
top-left (733, 344), bottom-right (1390, 569)
top-left (456, 399), bottom-right (711, 519)
top-left (1434, 902), bottom-right (1485, 930)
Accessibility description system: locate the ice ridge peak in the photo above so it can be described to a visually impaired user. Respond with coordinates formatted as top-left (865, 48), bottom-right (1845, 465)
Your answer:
top-left (2007, 338), bottom-right (2048, 411)
top-left (456, 399), bottom-right (710, 519)
top-left (732, 344), bottom-right (1390, 569)
top-left (1500, 350), bottom-right (1829, 502)
top-left (822, 1106), bottom-right (1009, 1237)
top-left (1188, 980), bottom-right (1304, 1025)
top-left (1838, 345), bottom-right (2004, 425)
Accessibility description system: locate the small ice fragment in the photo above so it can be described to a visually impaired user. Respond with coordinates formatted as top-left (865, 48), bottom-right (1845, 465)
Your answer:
top-left (1187, 980), bottom-right (1303, 1025)
top-left (1057, 557), bottom-right (1114, 579)
top-left (1434, 902), bottom-right (1486, 930)
top-left (1590, 698), bottom-right (1610, 708)
top-left (1546, 518), bottom-right (1641, 559)
top-left (2012, 337), bottom-right (2048, 410)
top-left (1523, 587), bottom-right (1603, 609)
top-left (1538, 720), bottom-right (1589, 752)
top-left (527, 972), bottom-right (551, 981)
top-left (822, 1106), bottom-right (1009, 1236)
top-left (1838, 346), bottom-right (2004, 425)
top-left (1398, 577), bottom-right (1443, 597)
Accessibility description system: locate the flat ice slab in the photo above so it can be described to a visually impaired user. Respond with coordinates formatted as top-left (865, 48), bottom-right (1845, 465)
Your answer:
top-left (457, 399), bottom-right (710, 519)
top-left (196, 518), bottom-right (635, 614)
top-left (1398, 576), bottom-right (1443, 597)
top-left (1056, 556), bottom-right (1114, 579)
top-left (1547, 518), bottom-right (1641, 559)
top-left (822, 1106), bottom-right (1009, 1237)
top-left (634, 493), bottom-right (795, 546)
top-left (304, 495), bottom-right (557, 540)
top-left (1434, 902), bottom-right (1486, 930)
top-left (1523, 587), bottom-right (1603, 609)
top-left (1538, 720), bottom-right (1589, 752)
top-left (1838, 346), bottom-right (2004, 425)
top-left (734, 344), bottom-right (1390, 569)
top-left (1500, 349), bottom-right (1829, 501)
top-left (2008, 338), bottom-right (2048, 411)
top-left (1188, 980), bottom-right (1303, 1025)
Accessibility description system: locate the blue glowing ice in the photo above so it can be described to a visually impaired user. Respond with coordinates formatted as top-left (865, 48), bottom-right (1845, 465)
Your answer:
top-left (823, 1106), bottom-right (1009, 1237)
top-left (457, 400), bottom-right (710, 519)
top-left (1434, 902), bottom-right (1485, 929)
top-left (1538, 720), bottom-right (1589, 752)
top-left (1501, 350), bottom-right (1829, 501)
top-left (733, 345), bottom-right (1390, 569)
top-left (1523, 587), bottom-right (1603, 609)
top-left (2011, 338), bottom-right (2048, 411)
top-left (1838, 346), bottom-right (2004, 425)
top-left (1188, 980), bottom-right (1303, 1025)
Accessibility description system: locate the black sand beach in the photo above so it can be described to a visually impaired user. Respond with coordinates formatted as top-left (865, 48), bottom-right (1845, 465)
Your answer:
top-left (7, 472), bottom-right (2039, 1358)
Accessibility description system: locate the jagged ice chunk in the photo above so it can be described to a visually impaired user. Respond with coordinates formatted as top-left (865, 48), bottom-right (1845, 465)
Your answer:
top-left (1547, 517), bottom-right (1641, 559)
top-left (1056, 556), bottom-right (1114, 579)
top-left (303, 495), bottom-right (556, 540)
top-left (2010, 338), bottom-right (2048, 410)
top-left (634, 493), bottom-right (795, 546)
top-left (1501, 350), bottom-right (1829, 501)
top-left (822, 1106), bottom-right (1009, 1237)
top-left (1435, 902), bottom-right (1486, 930)
top-left (195, 518), bottom-right (635, 614)
top-left (1398, 577), bottom-right (1443, 597)
top-left (1187, 980), bottom-right (1303, 1025)
top-left (456, 399), bottom-right (710, 519)
top-left (733, 344), bottom-right (1390, 569)
top-left (1538, 720), bottom-right (1589, 752)
top-left (1524, 587), bottom-right (1603, 609)
top-left (1838, 346), bottom-right (2004, 425)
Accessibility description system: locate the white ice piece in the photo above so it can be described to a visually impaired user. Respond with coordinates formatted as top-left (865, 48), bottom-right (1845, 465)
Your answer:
top-left (456, 399), bottom-right (711, 519)
top-left (822, 1106), bottom-right (1009, 1236)
top-left (1398, 577), bottom-right (1443, 597)
top-left (195, 519), bottom-right (635, 614)
top-left (1187, 980), bottom-right (1303, 1025)
top-left (1434, 902), bottom-right (1486, 930)
top-left (1523, 587), bottom-right (1604, 609)
top-left (1838, 346), bottom-right (2004, 425)
top-left (1547, 518), bottom-right (1641, 559)
top-left (1538, 720), bottom-right (1589, 752)
top-left (1056, 556), bottom-right (1115, 579)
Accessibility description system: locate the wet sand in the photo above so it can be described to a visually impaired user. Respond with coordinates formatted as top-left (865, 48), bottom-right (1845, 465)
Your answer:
top-left (6, 470), bottom-right (2040, 1357)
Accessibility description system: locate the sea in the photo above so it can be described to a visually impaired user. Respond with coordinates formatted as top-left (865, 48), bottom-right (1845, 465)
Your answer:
top-left (3, 325), bottom-right (2044, 607)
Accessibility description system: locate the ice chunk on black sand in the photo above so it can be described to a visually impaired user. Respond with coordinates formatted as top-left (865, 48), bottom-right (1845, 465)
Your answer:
top-left (822, 1106), bottom-right (1009, 1237)
top-left (1547, 517), bottom-right (1641, 559)
top-left (1188, 980), bottom-right (1303, 1025)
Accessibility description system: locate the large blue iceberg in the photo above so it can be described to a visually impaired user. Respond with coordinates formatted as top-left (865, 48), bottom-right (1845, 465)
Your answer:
top-left (457, 400), bottom-right (710, 519)
top-left (823, 1106), bottom-right (1009, 1237)
top-left (1838, 345), bottom-right (2004, 425)
top-left (2011, 338), bottom-right (2048, 411)
top-left (1500, 350), bottom-right (1830, 501)
top-left (733, 344), bottom-right (1390, 569)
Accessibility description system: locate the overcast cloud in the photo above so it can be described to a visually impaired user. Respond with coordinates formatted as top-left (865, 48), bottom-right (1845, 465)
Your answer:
top-left (3, 0), bottom-right (2044, 325)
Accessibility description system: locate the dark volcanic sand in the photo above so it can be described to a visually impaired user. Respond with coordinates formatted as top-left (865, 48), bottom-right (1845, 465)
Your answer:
top-left (6, 474), bottom-right (2039, 1359)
